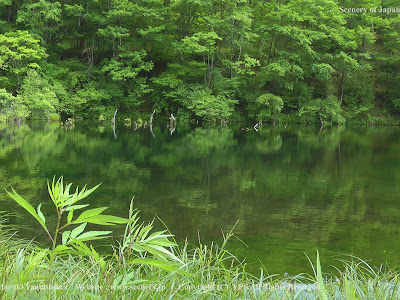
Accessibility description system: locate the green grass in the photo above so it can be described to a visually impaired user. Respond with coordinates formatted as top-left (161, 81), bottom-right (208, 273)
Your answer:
top-left (1, 180), bottom-right (400, 299)
top-left (2, 217), bottom-right (400, 299)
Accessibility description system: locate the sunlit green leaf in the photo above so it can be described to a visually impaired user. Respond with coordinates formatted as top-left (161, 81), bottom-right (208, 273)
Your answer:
top-left (6, 188), bottom-right (48, 233)
top-left (73, 207), bottom-right (108, 223)
top-left (36, 203), bottom-right (46, 225)
top-left (70, 222), bottom-right (87, 239)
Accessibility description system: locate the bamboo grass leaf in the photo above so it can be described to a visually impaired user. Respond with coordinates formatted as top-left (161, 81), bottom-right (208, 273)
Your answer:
top-left (316, 250), bottom-right (329, 300)
top-left (64, 183), bottom-right (72, 196)
top-left (121, 278), bottom-right (147, 287)
top-left (53, 177), bottom-right (61, 203)
top-left (70, 222), bottom-right (87, 239)
top-left (137, 224), bottom-right (153, 240)
top-left (83, 214), bottom-right (129, 225)
top-left (67, 209), bottom-right (74, 224)
top-left (47, 178), bottom-right (55, 203)
top-left (62, 230), bottom-right (71, 245)
top-left (6, 188), bottom-right (48, 233)
top-left (130, 258), bottom-right (192, 275)
top-left (113, 275), bottom-right (123, 287)
top-left (73, 230), bottom-right (112, 242)
top-left (73, 207), bottom-right (109, 223)
top-left (139, 244), bottom-right (182, 263)
top-left (70, 241), bottom-right (93, 256)
top-left (76, 183), bottom-right (101, 202)
top-left (120, 272), bottom-right (136, 286)
top-left (145, 230), bottom-right (174, 239)
top-left (54, 245), bottom-right (72, 253)
top-left (36, 203), bottom-right (46, 225)
top-left (65, 204), bottom-right (89, 212)
top-left (344, 274), bottom-right (357, 299)
top-left (148, 238), bottom-right (176, 247)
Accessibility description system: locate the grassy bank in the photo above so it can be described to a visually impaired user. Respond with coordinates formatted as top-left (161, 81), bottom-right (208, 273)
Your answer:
top-left (1, 178), bottom-right (399, 299)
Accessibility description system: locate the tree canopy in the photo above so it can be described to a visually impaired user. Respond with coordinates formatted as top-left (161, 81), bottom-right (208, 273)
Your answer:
top-left (0, 0), bottom-right (399, 124)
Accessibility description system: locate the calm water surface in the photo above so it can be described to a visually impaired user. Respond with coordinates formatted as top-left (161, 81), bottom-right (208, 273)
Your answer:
top-left (1, 121), bottom-right (400, 275)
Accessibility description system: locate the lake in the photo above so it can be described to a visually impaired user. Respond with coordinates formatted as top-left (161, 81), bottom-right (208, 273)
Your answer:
top-left (1, 121), bottom-right (400, 275)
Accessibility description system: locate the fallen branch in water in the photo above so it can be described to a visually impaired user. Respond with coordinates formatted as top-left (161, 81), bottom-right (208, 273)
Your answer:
top-left (150, 110), bottom-right (155, 124)
top-left (170, 113), bottom-right (176, 126)
top-left (150, 124), bottom-right (155, 138)
top-left (113, 109), bottom-right (118, 125)
top-left (113, 109), bottom-right (118, 140)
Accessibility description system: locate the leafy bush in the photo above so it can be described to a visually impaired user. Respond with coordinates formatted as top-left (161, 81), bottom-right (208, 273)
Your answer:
top-left (299, 96), bottom-right (345, 125)
top-left (0, 88), bottom-right (28, 123)
top-left (20, 70), bottom-right (58, 118)
top-left (187, 88), bottom-right (238, 122)
top-left (252, 93), bottom-right (284, 123)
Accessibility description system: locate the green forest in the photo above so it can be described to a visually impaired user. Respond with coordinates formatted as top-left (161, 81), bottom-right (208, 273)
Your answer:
top-left (0, 0), bottom-right (400, 125)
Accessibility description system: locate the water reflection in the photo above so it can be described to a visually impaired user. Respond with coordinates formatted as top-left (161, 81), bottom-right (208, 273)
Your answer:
top-left (1, 122), bottom-right (400, 274)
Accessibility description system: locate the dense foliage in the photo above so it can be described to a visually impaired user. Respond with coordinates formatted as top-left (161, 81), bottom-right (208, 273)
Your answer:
top-left (0, 0), bottom-right (400, 124)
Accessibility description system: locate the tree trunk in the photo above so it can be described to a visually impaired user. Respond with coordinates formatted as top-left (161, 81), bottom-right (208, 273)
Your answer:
top-left (361, 38), bottom-right (365, 54)
top-left (339, 71), bottom-right (346, 105)
top-left (87, 39), bottom-right (94, 84)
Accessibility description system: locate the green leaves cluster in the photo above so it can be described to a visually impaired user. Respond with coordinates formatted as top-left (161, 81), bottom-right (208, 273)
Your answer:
top-left (20, 69), bottom-right (59, 117)
top-left (0, 30), bottom-right (46, 88)
top-left (2, 177), bottom-right (192, 298)
top-left (252, 93), bottom-right (284, 123)
top-left (102, 50), bottom-right (153, 107)
top-left (0, 88), bottom-right (28, 122)
top-left (6, 177), bottom-right (127, 253)
top-left (6, 176), bottom-right (182, 264)
top-left (299, 96), bottom-right (345, 125)
top-left (5, 175), bottom-right (185, 291)
top-left (186, 88), bottom-right (237, 121)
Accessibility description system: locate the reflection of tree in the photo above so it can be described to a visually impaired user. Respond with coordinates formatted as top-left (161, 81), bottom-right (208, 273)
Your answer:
top-left (224, 126), bottom-right (400, 274)
top-left (151, 127), bottom-right (237, 166)
top-left (177, 189), bottom-right (217, 211)
top-left (147, 127), bottom-right (238, 229)
top-left (0, 123), bottom-right (44, 203)
top-left (2, 123), bottom-right (400, 274)
top-left (99, 158), bottom-right (150, 195)
top-left (0, 123), bottom-right (153, 224)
